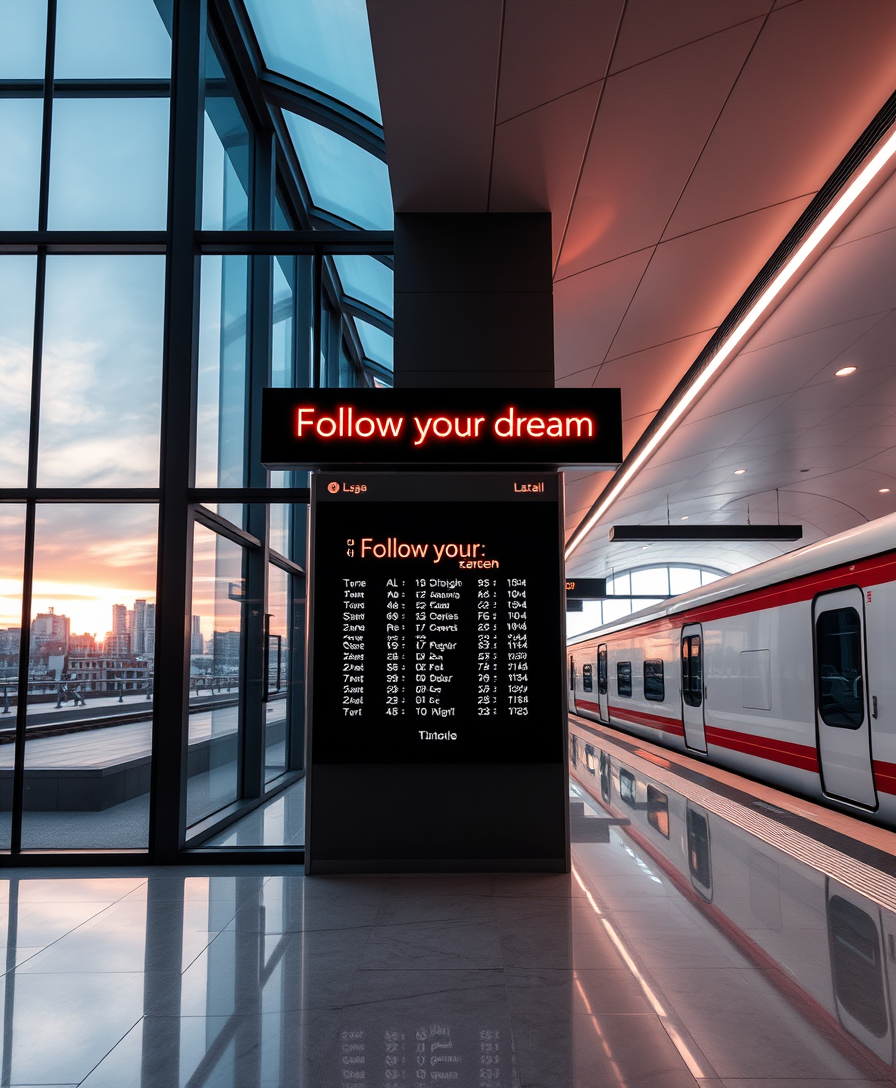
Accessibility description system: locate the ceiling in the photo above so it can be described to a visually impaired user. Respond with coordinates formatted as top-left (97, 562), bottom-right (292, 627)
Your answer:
top-left (366, 0), bottom-right (896, 579)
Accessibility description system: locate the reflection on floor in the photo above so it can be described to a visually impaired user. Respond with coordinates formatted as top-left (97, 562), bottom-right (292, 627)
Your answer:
top-left (204, 777), bottom-right (305, 847)
top-left (3, 728), bottom-right (896, 1086)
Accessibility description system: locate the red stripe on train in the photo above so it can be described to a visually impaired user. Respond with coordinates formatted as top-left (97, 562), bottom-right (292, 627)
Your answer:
top-left (573, 698), bottom-right (685, 736)
top-left (873, 760), bottom-right (896, 794)
top-left (703, 724), bottom-right (819, 774)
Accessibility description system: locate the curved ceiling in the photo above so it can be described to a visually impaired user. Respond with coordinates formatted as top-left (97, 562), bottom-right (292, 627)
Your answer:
top-left (367, 0), bottom-right (896, 578)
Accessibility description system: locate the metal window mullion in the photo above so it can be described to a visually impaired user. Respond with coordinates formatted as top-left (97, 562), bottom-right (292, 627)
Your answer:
top-left (149, 0), bottom-right (206, 863)
top-left (9, 504), bottom-right (36, 855)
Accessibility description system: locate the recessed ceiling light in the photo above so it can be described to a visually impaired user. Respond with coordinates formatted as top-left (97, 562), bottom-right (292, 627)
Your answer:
top-left (880, 487), bottom-right (891, 493)
top-left (734, 469), bottom-right (747, 475)
top-left (680, 515), bottom-right (689, 520)
top-left (835, 366), bottom-right (857, 376)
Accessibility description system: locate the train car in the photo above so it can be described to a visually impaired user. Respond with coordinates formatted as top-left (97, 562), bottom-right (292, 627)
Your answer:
top-left (567, 511), bottom-right (896, 825)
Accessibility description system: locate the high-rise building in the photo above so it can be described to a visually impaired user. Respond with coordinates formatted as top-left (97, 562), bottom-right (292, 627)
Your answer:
top-left (144, 603), bottom-right (156, 656)
top-left (191, 615), bottom-right (204, 656)
top-left (105, 605), bottom-right (131, 657)
top-left (132, 600), bottom-right (147, 654)
top-left (30, 608), bottom-right (70, 654)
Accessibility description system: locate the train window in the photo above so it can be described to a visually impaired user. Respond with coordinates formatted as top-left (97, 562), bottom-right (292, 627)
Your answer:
top-left (619, 768), bottom-right (636, 807)
top-left (617, 661), bottom-right (632, 697)
top-left (644, 659), bottom-right (664, 701)
top-left (681, 635), bottom-right (702, 707)
top-left (598, 645), bottom-right (608, 695)
top-left (647, 785), bottom-right (669, 837)
top-left (816, 608), bottom-right (864, 728)
top-left (569, 734), bottom-right (578, 767)
top-left (584, 744), bottom-right (596, 776)
top-left (582, 663), bottom-right (593, 692)
top-left (687, 808), bottom-right (711, 897)
top-left (569, 655), bottom-right (575, 691)
top-left (599, 750), bottom-right (611, 803)
top-left (828, 895), bottom-right (888, 1037)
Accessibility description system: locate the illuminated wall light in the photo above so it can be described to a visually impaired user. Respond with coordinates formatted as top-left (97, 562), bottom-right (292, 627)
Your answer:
top-left (835, 365), bottom-right (857, 376)
top-left (880, 487), bottom-right (891, 493)
top-left (734, 469), bottom-right (747, 475)
top-left (565, 123), bottom-right (896, 562)
top-left (680, 515), bottom-right (689, 520)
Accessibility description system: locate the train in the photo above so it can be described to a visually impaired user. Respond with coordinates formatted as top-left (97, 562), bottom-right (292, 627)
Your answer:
top-left (567, 511), bottom-right (896, 825)
top-left (568, 732), bottom-right (896, 1074)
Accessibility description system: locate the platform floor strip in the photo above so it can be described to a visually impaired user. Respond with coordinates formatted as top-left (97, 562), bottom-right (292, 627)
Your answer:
top-left (573, 717), bottom-right (896, 914)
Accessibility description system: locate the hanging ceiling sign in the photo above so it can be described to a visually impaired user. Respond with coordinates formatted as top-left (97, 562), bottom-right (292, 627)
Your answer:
top-left (261, 388), bottom-right (622, 468)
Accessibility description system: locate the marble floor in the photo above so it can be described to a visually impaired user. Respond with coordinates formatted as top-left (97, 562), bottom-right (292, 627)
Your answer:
top-left (3, 729), bottom-right (896, 1086)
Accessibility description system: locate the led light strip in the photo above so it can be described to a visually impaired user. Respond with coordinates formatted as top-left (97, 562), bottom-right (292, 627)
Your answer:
top-left (565, 125), bottom-right (896, 562)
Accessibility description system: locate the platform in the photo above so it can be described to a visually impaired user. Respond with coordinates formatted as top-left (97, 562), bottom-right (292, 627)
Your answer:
top-left (4, 721), bottom-right (896, 1085)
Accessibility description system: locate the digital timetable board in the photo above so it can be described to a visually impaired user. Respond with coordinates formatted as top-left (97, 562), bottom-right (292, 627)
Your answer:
top-left (306, 472), bottom-right (569, 873)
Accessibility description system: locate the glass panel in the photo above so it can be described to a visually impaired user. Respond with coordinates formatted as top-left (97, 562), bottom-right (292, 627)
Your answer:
top-left (283, 112), bottom-right (392, 229)
top-left (37, 255), bottom-right (165, 486)
top-left (0, 0), bottom-right (48, 78)
top-left (829, 895), bottom-right (888, 1036)
top-left (0, 100), bottom-right (43, 230)
top-left (188, 524), bottom-right (245, 828)
top-left (270, 503), bottom-right (289, 558)
top-left (669, 566), bottom-right (702, 595)
top-left (601, 598), bottom-right (631, 625)
top-left (272, 256), bottom-right (294, 388)
top-left (201, 778), bottom-right (305, 846)
top-left (581, 663), bottom-right (592, 693)
top-left (265, 564), bottom-right (289, 783)
top-left (597, 646), bottom-right (607, 695)
top-left (0, 257), bottom-right (36, 487)
top-left (244, 0), bottom-right (381, 122)
top-left (48, 99), bottom-right (169, 230)
top-left (355, 318), bottom-right (393, 368)
top-left (644, 660), bottom-right (664, 702)
top-left (610, 571), bottom-right (630, 596)
top-left (631, 566), bottom-right (669, 597)
top-left (616, 661), bottom-right (632, 698)
top-left (816, 607), bottom-right (864, 728)
top-left (333, 254), bottom-right (393, 317)
top-left (20, 503), bottom-right (157, 849)
top-left (701, 570), bottom-right (721, 586)
top-left (202, 42), bottom-right (250, 231)
top-left (0, 506), bottom-right (26, 850)
top-left (196, 254), bottom-right (249, 490)
top-left (647, 785), bottom-right (669, 837)
top-left (54, 0), bottom-right (171, 78)
top-left (682, 635), bottom-right (702, 708)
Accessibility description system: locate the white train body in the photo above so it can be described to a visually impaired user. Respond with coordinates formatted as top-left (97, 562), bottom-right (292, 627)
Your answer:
top-left (568, 512), bottom-right (896, 824)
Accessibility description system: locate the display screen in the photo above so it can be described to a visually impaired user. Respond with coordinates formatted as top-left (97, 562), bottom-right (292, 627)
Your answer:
top-left (310, 473), bottom-right (565, 765)
top-left (262, 387), bottom-right (622, 468)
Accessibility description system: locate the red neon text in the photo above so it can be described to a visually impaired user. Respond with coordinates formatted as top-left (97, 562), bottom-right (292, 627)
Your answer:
top-left (296, 406), bottom-right (404, 439)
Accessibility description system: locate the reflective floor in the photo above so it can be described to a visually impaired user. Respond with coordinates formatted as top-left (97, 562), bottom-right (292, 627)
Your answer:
top-left (3, 728), bottom-right (896, 1086)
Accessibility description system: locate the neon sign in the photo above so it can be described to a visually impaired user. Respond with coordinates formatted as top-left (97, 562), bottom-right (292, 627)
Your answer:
top-left (262, 388), bottom-right (622, 467)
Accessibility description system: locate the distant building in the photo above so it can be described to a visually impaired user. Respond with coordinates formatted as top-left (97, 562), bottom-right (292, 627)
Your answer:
top-left (66, 653), bottom-right (153, 692)
top-left (191, 615), bottom-right (204, 656)
top-left (30, 607), bottom-right (70, 654)
top-left (144, 603), bottom-right (156, 655)
top-left (69, 632), bottom-right (97, 654)
top-left (105, 604), bottom-right (131, 656)
top-left (212, 630), bottom-right (241, 672)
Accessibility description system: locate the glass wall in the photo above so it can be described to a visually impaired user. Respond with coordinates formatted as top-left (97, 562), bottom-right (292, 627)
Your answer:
top-left (0, 0), bottom-right (391, 860)
top-left (566, 564), bottom-right (725, 639)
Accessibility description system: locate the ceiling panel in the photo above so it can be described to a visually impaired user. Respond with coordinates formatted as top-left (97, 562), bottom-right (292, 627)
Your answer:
top-left (489, 81), bottom-right (602, 261)
top-left (495, 0), bottom-right (622, 123)
top-left (552, 249), bottom-right (652, 381)
top-left (591, 332), bottom-right (714, 424)
top-left (606, 195), bottom-right (811, 359)
top-left (610, 0), bottom-right (774, 73)
top-left (665, 0), bottom-right (896, 237)
top-left (556, 20), bottom-right (763, 279)
top-left (367, 0), bottom-right (502, 210)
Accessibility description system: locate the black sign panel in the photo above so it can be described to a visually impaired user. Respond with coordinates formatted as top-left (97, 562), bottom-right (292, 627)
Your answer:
top-left (262, 388), bottom-right (622, 468)
top-left (565, 578), bottom-right (607, 599)
top-left (309, 473), bottom-right (566, 766)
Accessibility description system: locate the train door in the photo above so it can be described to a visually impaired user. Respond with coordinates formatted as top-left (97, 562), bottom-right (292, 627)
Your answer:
top-left (597, 643), bottom-right (608, 721)
top-left (680, 624), bottom-right (707, 752)
top-left (814, 589), bottom-right (877, 808)
top-left (826, 878), bottom-right (893, 1062)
